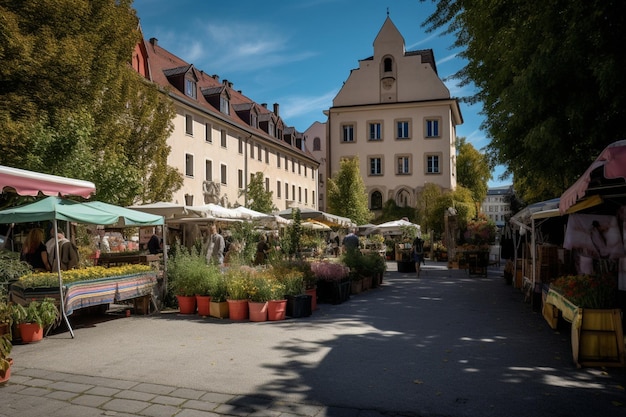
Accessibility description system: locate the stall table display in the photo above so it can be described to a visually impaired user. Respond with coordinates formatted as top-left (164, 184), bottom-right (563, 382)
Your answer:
top-left (97, 253), bottom-right (162, 268)
top-left (10, 271), bottom-right (158, 316)
top-left (543, 288), bottom-right (625, 368)
top-left (395, 243), bottom-right (416, 273)
top-left (460, 250), bottom-right (489, 277)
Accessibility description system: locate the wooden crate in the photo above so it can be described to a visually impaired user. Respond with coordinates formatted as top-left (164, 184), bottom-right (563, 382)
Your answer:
top-left (572, 308), bottom-right (625, 368)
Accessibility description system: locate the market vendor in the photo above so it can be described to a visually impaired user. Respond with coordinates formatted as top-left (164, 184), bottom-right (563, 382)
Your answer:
top-left (20, 228), bottom-right (50, 272)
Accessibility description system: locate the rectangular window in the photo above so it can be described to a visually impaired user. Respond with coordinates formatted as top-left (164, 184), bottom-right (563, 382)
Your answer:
top-left (397, 156), bottom-right (410, 175)
top-left (304, 188), bottom-right (308, 204)
top-left (220, 96), bottom-right (230, 115)
top-left (277, 152), bottom-right (281, 168)
top-left (304, 166), bottom-right (307, 177)
top-left (277, 181), bottom-right (281, 198)
top-left (238, 137), bottom-right (243, 154)
top-left (397, 121), bottom-right (410, 139)
top-left (292, 185), bottom-right (296, 201)
top-left (238, 169), bottom-right (243, 189)
top-left (426, 119), bottom-right (440, 138)
top-left (185, 154), bottom-right (194, 177)
top-left (265, 177), bottom-right (269, 192)
top-left (185, 115), bottom-right (193, 135)
top-left (220, 130), bottom-right (227, 148)
top-left (250, 142), bottom-right (255, 159)
top-left (298, 187), bottom-right (302, 203)
top-left (292, 159), bottom-right (295, 173)
top-left (284, 155), bottom-right (288, 170)
top-left (265, 148), bottom-right (269, 164)
top-left (369, 157), bottom-right (382, 175)
top-left (285, 183), bottom-right (289, 200)
top-left (312, 191), bottom-right (315, 206)
top-left (369, 122), bottom-right (382, 140)
top-left (205, 160), bottom-right (212, 181)
top-left (257, 144), bottom-right (262, 161)
top-left (298, 162), bottom-right (301, 175)
top-left (220, 164), bottom-right (227, 185)
top-left (342, 124), bottom-right (354, 142)
top-left (427, 155), bottom-right (440, 173)
top-left (205, 123), bottom-right (212, 142)
top-left (185, 79), bottom-right (196, 99)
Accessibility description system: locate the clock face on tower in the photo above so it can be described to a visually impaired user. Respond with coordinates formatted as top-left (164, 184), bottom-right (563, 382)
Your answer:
top-left (382, 77), bottom-right (395, 90)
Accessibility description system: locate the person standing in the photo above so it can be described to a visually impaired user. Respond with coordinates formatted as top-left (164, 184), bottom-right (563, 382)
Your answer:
top-left (254, 234), bottom-right (270, 265)
top-left (342, 228), bottom-right (360, 254)
top-left (21, 228), bottom-right (50, 271)
top-left (206, 224), bottom-right (225, 265)
top-left (412, 236), bottom-right (424, 277)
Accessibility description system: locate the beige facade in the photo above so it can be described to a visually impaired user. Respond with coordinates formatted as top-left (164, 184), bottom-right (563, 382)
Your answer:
top-left (481, 185), bottom-right (513, 227)
top-left (134, 38), bottom-right (319, 211)
top-left (325, 17), bottom-right (462, 213)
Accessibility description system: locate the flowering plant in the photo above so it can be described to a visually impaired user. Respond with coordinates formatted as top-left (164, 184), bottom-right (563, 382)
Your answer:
top-left (463, 214), bottom-right (497, 245)
top-left (310, 261), bottom-right (350, 282)
top-left (550, 274), bottom-right (617, 309)
top-left (16, 265), bottom-right (153, 288)
top-left (225, 266), bottom-right (254, 300)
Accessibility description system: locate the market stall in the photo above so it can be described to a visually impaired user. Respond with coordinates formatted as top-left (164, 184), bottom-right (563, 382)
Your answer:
top-left (0, 196), bottom-right (164, 337)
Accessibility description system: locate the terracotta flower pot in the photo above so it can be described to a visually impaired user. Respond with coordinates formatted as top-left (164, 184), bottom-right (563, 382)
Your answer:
top-left (267, 300), bottom-right (287, 321)
top-left (0, 358), bottom-right (13, 384)
top-left (227, 299), bottom-right (248, 320)
top-left (176, 295), bottom-right (197, 315)
top-left (18, 323), bottom-right (44, 343)
top-left (248, 301), bottom-right (268, 322)
top-left (195, 295), bottom-right (211, 316)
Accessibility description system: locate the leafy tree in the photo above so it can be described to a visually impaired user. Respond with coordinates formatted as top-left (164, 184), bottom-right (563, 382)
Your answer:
top-left (423, 0), bottom-right (626, 202)
top-left (240, 172), bottom-right (277, 214)
top-left (374, 200), bottom-right (418, 224)
top-left (0, 0), bottom-right (181, 205)
top-left (327, 157), bottom-right (372, 225)
top-left (416, 182), bottom-right (443, 232)
top-left (456, 137), bottom-right (491, 208)
top-left (427, 186), bottom-right (475, 238)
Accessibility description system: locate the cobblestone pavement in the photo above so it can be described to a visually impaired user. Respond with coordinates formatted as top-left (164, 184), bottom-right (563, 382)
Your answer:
top-left (2, 261), bottom-right (625, 417)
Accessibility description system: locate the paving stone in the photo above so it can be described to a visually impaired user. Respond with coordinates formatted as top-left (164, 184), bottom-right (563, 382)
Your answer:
top-left (180, 399), bottom-right (220, 412)
top-left (140, 403), bottom-right (182, 417)
top-left (45, 390), bottom-right (80, 401)
top-left (71, 393), bottom-right (111, 407)
top-left (170, 387), bottom-right (206, 399)
top-left (47, 380), bottom-right (94, 393)
top-left (133, 382), bottom-right (176, 395)
top-left (114, 389), bottom-right (157, 401)
top-left (151, 394), bottom-right (188, 406)
top-left (175, 408), bottom-right (222, 417)
top-left (198, 391), bottom-right (237, 404)
top-left (85, 386), bottom-right (122, 397)
top-left (101, 398), bottom-right (151, 414)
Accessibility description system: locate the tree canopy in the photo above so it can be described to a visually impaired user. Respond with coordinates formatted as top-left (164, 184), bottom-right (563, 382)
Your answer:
top-left (327, 157), bottom-right (373, 226)
top-left (456, 137), bottom-right (491, 206)
top-left (0, 0), bottom-right (182, 205)
top-left (423, 0), bottom-right (626, 202)
top-left (241, 172), bottom-right (277, 214)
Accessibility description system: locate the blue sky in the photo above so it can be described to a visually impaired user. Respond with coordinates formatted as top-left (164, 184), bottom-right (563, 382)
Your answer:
top-left (133, 0), bottom-right (509, 187)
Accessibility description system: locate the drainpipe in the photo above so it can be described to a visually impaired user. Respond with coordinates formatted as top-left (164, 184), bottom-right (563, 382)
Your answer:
top-left (244, 136), bottom-right (250, 206)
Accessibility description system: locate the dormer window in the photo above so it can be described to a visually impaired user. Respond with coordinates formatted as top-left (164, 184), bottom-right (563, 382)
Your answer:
top-left (251, 113), bottom-right (257, 128)
top-left (185, 78), bottom-right (197, 99)
top-left (220, 96), bottom-right (230, 115)
top-left (269, 122), bottom-right (275, 138)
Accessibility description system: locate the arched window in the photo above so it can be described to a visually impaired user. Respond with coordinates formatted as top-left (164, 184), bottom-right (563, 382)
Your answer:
top-left (396, 189), bottom-right (411, 207)
top-left (371, 191), bottom-right (383, 210)
top-left (313, 137), bottom-right (321, 151)
top-left (384, 58), bottom-right (393, 72)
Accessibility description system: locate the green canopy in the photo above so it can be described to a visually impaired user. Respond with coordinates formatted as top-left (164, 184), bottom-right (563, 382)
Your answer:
top-left (84, 201), bottom-right (164, 226)
top-left (0, 196), bottom-right (120, 225)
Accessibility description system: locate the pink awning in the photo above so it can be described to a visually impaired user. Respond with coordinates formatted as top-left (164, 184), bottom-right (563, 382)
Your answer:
top-left (0, 165), bottom-right (96, 198)
top-left (559, 140), bottom-right (626, 213)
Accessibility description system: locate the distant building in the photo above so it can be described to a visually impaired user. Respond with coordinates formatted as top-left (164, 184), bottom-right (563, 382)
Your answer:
top-left (321, 16), bottom-right (463, 213)
top-left (481, 185), bottom-right (513, 227)
top-left (131, 36), bottom-right (319, 210)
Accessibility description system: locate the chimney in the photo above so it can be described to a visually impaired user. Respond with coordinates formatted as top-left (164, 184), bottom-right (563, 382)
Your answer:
top-left (212, 74), bottom-right (219, 81)
top-left (149, 38), bottom-right (158, 46)
top-left (223, 79), bottom-right (229, 86)
top-left (261, 103), bottom-right (267, 108)
top-left (273, 103), bottom-right (279, 116)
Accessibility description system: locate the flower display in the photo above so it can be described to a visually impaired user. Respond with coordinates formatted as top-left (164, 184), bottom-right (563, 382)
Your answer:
top-left (463, 214), bottom-right (497, 245)
top-left (310, 260), bottom-right (350, 282)
top-left (550, 273), bottom-right (617, 309)
top-left (16, 265), bottom-right (153, 288)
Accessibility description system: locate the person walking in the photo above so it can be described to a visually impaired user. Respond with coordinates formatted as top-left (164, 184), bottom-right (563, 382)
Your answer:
top-left (206, 224), bottom-right (225, 266)
top-left (412, 236), bottom-right (424, 277)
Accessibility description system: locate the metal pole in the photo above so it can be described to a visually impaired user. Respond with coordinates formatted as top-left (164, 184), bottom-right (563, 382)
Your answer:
top-left (53, 221), bottom-right (74, 338)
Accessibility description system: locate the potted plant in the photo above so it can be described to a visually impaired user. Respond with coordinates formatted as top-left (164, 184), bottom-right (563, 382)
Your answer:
top-left (247, 271), bottom-right (273, 322)
top-left (11, 297), bottom-right (60, 343)
top-left (311, 260), bottom-right (350, 304)
top-left (209, 272), bottom-right (229, 319)
top-left (196, 263), bottom-right (220, 316)
top-left (167, 245), bottom-right (205, 314)
top-left (225, 266), bottom-right (253, 320)
top-left (0, 332), bottom-right (12, 384)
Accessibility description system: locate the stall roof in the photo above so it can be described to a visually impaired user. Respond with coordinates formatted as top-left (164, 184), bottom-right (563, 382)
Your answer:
top-left (83, 201), bottom-right (164, 226)
top-left (0, 196), bottom-right (120, 225)
top-left (0, 165), bottom-right (96, 198)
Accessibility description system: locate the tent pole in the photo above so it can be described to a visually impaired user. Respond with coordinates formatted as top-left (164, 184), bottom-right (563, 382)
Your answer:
top-left (53, 221), bottom-right (74, 338)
